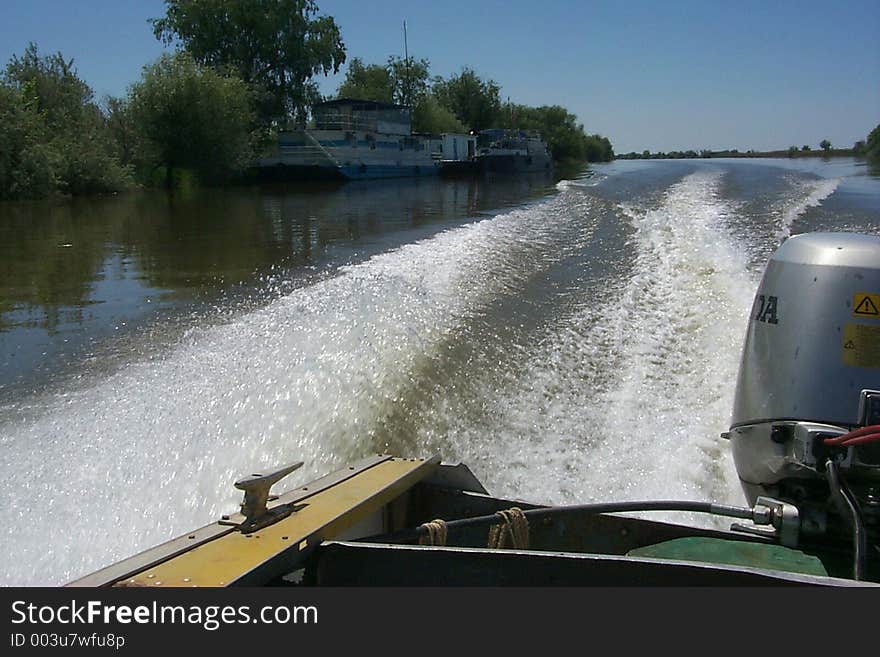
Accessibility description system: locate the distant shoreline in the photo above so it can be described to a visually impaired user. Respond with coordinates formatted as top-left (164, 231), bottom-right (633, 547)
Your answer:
top-left (616, 148), bottom-right (863, 160)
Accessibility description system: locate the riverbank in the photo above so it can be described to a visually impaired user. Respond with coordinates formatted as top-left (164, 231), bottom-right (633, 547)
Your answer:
top-left (617, 149), bottom-right (869, 160)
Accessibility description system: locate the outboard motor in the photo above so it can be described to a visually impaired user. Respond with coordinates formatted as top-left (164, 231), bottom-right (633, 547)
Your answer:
top-left (729, 232), bottom-right (880, 559)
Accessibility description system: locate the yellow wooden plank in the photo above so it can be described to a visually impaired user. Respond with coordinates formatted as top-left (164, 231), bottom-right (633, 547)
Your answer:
top-left (118, 457), bottom-right (436, 587)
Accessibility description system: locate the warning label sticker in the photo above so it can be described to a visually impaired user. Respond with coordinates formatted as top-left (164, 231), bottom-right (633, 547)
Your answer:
top-left (843, 323), bottom-right (880, 368)
top-left (853, 292), bottom-right (880, 317)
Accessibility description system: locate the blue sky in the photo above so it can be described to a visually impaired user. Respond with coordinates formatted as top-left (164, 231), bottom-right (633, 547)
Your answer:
top-left (2, 0), bottom-right (878, 153)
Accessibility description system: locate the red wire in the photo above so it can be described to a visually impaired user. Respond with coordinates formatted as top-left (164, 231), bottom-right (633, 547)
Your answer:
top-left (823, 424), bottom-right (880, 445)
top-left (837, 432), bottom-right (880, 447)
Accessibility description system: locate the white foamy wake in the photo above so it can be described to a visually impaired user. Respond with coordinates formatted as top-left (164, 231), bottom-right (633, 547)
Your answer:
top-left (0, 190), bottom-right (595, 586)
top-left (556, 177), bottom-right (600, 191)
top-left (441, 171), bottom-right (754, 523)
top-left (0, 168), bottom-right (844, 585)
top-left (774, 177), bottom-right (840, 243)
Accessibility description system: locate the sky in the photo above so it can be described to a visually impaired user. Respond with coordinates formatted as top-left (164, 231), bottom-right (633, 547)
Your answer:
top-left (1, 0), bottom-right (878, 154)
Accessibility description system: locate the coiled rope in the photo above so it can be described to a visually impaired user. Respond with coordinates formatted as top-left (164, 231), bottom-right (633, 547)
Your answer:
top-left (487, 507), bottom-right (529, 549)
top-left (418, 519), bottom-right (448, 546)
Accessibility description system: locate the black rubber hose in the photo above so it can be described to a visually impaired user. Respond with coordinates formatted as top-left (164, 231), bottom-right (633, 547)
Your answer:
top-left (825, 459), bottom-right (867, 581)
top-left (364, 500), bottom-right (756, 544)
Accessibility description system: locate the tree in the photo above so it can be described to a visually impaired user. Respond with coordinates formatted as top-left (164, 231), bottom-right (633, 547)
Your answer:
top-left (334, 55), bottom-right (464, 133)
top-left (801, 145), bottom-right (811, 151)
top-left (498, 103), bottom-right (613, 163)
top-left (336, 55), bottom-right (429, 107)
top-left (102, 96), bottom-right (141, 168)
top-left (151, 0), bottom-right (346, 125)
top-left (787, 145), bottom-right (799, 157)
top-left (386, 56), bottom-right (430, 107)
top-left (432, 68), bottom-right (501, 131)
top-left (584, 133), bottom-right (614, 162)
top-left (5, 43), bottom-right (93, 131)
top-left (337, 58), bottom-right (393, 103)
top-left (3, 43), bottom-right (131, 196)
top-left (867, 124), bottom-right (880, 161)
top-left (820, 139), bottom-right (832, 152)
top-left (412, 94), bottom-right (467, 134)
top-left (129, 53), bottom-right (256, 187)
top-left (0, 84), bottom-right (55, 199)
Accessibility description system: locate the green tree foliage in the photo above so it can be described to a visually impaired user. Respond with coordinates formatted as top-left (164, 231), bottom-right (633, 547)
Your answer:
top-left (1, 43), bottom-right (131, 198)
top-left (499, 104), bottom-right (613, 162)
top-left (865, 124), bottom-right (880, 160)
top-left (820, 139), bottom-right (832, 152)
top-left (335, 55), bottom-right (613, 158)
top-left (432, 68), bottom-right (501, 131)
top-left (386, 56), bottom-right (430, 107)
top-left (412, 94), bottom-right (467, 134)
top-left (336, 58), bottom-right (393, 103)
top-left (0, 84), bottom-right (55, 199)
top-left (584, 134), bottom-right (615, 162)
top-left (151, 0), bottom-right (345, 124)
top-left (336, 55), bottom-right (429, 107)
top-left (128, 53), bottom-right (256, 187)
top-left (6, 44), bottom-right (92, 131)
top-left (103, 95), bottom-right (143, 168)
top-left (801, 145), bottom-right (811, 151)
top-left (336, 57), bottom-right (464, 133)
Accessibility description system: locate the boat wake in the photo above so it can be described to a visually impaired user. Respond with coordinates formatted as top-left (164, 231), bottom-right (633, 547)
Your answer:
top-left (0, 163), bottom-right (855, 585)
top-left (0, 190), bottom-right (596, 585)
top-left (774, 176), bottom-right (841, 243)
top-left (434, 171), bottom-right (753, 522)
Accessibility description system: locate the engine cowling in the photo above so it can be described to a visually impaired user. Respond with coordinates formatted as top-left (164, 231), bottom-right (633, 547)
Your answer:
top-left (729, 232), bottom-right (880, 533)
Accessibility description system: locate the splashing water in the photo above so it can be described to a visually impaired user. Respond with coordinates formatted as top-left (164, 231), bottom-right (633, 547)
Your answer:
top-left (0, 162), bottom-right (854, 585)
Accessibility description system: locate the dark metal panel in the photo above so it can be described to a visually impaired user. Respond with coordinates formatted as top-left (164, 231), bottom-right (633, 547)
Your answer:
top-left (314, 541), bottom-right (870, 587)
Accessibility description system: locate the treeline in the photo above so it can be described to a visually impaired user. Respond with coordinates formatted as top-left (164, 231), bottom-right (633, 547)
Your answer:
top-left (618, 126), bottom-right (880, 161)
top-left (0, 45), bottom-right (134, 199)
top-left (337, 59), bottom-right (613, 164)
top-left (855, 125), bottom-right (880, 160)
top-left (1, 0), bottom-right (345, 200)
top-left (617, 149), bottom-right (710, 160)
top-left (0, 45), bottom-right (260, 200)
top-left (1, 0), bottom-right (612, 201)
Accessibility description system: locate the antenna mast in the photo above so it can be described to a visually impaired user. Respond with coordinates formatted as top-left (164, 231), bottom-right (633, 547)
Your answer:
top-left (403, 20), bottom-right (411, 106)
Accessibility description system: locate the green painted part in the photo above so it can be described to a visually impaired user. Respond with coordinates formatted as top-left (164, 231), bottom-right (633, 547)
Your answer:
top-left (627, 537), bottom-right (828, 577)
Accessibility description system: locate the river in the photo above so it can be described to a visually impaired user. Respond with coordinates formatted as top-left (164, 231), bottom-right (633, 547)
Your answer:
top-left (1, 158), bottom-right (878, 585)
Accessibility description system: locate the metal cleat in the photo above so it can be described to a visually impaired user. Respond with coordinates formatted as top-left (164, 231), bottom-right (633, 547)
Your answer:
top-left (234, 462), bottom-right (304, 534)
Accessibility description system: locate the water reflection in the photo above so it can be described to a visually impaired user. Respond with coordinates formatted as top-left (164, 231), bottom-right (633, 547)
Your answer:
top-left (0, 172), bottom-right (561, 395)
